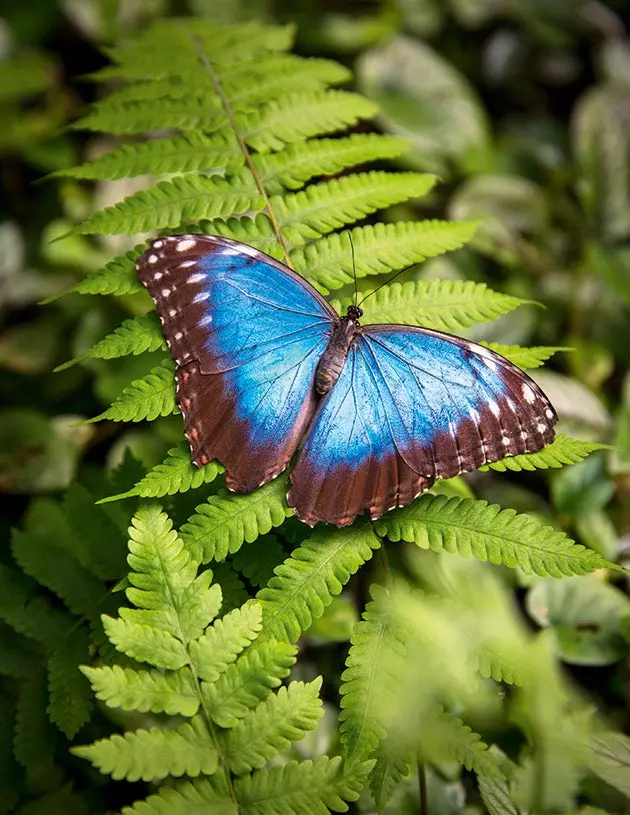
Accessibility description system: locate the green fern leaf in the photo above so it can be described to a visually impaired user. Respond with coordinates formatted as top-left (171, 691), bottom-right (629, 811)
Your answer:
top-left (203, 215), bottom-right (280, 256)
top-left (181, 478), bottom-right (292, 563)
top-left (67, 245), bottom-right (144, 298)
top-left (231, 535), bottom-right (285, 587)
top-left (480, 434), bottom-right (609, 473)
top-left (120, 777), bottom-right (234, 814)
top-left (14, 671), bottom-right (57, 776)
top-left (482, 343), bottom-right (568, 370)
top-left (81, 664), bottom-right (198, 716)
top-left (375, 494), bottom-right (616, 577)
top-left (257, 133), bottom-right (409, 193)
top-left (73, 714), bottom-right (217, 781)
top-left (293, 221), bottom-right (477, 292)
top-left (189, 601), bottom-right (262, 683)
top-left (88, 360), bottom-right (176, 423)
top-left (102, 616), bottom-right (188, 670)
top-left (276, 171), bottom-right (437, 243)
top-left (55, 132), bottom-right (242, 180)
top-left (419, 709), bottom-right (504, 779)
top-left (471, 642), bottom-right (522, 686)
top-left (340, 585), bottom-right (410, 763)
top-left (212, 563), bottom-right (250, 613)
top-left (75, 174), bottom-right (263, 235)
top-left (223, 679), bottom-right (323, 774)
top-left (0, 625), bottom-right (40, 678)
top-left (56, 313), bottom-right (165, 371)
top-left (370, 737), bottom-right (413, 813)
top-left (333, 279), bottom-right (526, 331)
top-left (73, 96), bottom-right (226, 135)
top-left (47, 631), bottom-right (93, 738)
top-left (100, 443), bottom-right (224, 503)
top-left (478, 772), bottom-right (522, 815)
top-left (125, 505), bottom-right (222, 642)
top-left (234, 756), bottom-right (372, 814)
top-left (257, 523), bottom-right (381, 644)
top-left (203, 640), bottom-right (297, 728)
top-left (242, 90), bottom-right (377, 152)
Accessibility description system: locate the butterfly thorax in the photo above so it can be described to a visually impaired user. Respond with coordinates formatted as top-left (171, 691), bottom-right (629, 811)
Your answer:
top-left (315, 307), bottom-right (363, 396)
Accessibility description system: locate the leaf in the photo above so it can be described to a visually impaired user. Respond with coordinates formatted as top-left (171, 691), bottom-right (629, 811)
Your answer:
top-left (81, 664), bottom-right (199, 716)
top-left (418, 709), bottom-right (504, 779)
top-left (276, 171), bottom-right (437, 243)
top-left (293, 220), bottom-right (477, 293)
top-left (258, 523), bottom-right (381, 643)
top-left (231, 535), bottom-right (286, 587)
top-left (189, 602), bottom-right (262, 683)
top-left (369, 737), bottom-right (413, 813)
top-left (58, 314), bottom-right (165, 371)
top-left (181, 478), bottom-right (292, 563)
top-left (69, 246), bottom-right (144, 297)
top-left (89, 360), bottom-right (176, 423)
top-left (357, 35), bottom-right (489, 172)
top-left (47, 631), bottom-right (93, 738)
top-left (588, 731), bottom-right (630, 797)
top-left (332, 278), bottom-right (525, 332)
top-left (223, 679), bottom-right (323, 774)
top-left (73, 715), bottom-right (217, 781)
top-left (482, 343), bottom-right (568, 370)
top-left (100, 443), bottom-right (224, 503)
top-left (121, 777), bottom-right (235, 815)
top-left (376, 494), bottom-right (616, 577)
top-left (480, 435), bottom-right (609, 473)
top-left (203, 640), bottom-right (297, 728)
top-left (102, 616), bottom-right (189, 670)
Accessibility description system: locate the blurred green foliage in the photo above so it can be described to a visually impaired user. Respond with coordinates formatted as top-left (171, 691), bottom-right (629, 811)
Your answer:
top-left (1, 1), bottom-right (630, 814)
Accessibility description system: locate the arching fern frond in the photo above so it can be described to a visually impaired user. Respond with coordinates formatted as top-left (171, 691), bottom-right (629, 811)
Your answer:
top-left (480, 434), bottom-right (609, 473)
top-left (87, 360), bottom-right (176, 424)
top-left (375, 495), bottom-right (616, 577)
top-left (482, 343), bottom-right (569, 370)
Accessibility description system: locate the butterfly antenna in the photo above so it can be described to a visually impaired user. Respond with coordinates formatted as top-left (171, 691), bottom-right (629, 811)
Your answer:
top-left (356, 263), bottom-right (418, 309)
top-left (349, 233), bottom-right (359, 308)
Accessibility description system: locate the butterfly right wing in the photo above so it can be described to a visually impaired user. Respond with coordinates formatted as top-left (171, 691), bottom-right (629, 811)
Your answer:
top-left (137, 234), bottom-right (336, 491)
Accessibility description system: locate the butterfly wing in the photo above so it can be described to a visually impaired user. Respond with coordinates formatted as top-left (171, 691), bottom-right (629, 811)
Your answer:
top-left (137, 234), bottom-right (337, 491)
top-left (288, 325), bottom-right (556, 526)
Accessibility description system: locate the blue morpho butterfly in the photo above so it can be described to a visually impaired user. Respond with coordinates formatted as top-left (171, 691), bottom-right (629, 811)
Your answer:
top-left (137, 234), bottom-right (557, 527)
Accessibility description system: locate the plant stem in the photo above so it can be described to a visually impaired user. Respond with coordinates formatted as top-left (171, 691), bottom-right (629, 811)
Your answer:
top-left (418, 762), bottom-right (429, 815)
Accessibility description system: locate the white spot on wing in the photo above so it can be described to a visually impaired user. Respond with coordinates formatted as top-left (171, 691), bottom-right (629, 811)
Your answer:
top-left (489, 400), bottom-right (500, 417)
top-left (148, 254), bottom-right (158, 264)
top-left (523, 383), bottom-right (536, 404)
top-left (179, 260), bottom-right (196, 268)
top-left (537, 422), bottom-right (547, 434)
top-left (188, 273), bottom-right (206, 283)
top-left (161, 288), bottom-right (171, 297)
top-left (153, 240), bottom-right (163, 249)
top-left (545, 408), bottom-right (554, 420)
top-left (502, 436), bottom-right (510, 446)
top-left (169, 308), bottom-right (177, 317)
top-left (177, 238), bottom-right (197, 252)
top-left (193, 292), bottom-right (210, 303)
top-left (199, 315), bottom-right (213, 326)
top-left (174, 331), bottom-right (183, 340)
top-left (153, 271), bottom-right (163, 280)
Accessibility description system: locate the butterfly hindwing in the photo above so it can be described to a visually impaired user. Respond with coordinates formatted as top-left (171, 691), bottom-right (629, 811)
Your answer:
top-left (288, 326), bottom-right (556, 526)
top-left (137, 235), bottom-right (336, 491)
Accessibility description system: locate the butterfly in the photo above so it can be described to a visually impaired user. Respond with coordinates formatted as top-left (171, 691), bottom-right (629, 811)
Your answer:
top-left (137, 234), bottom-right (557, 527)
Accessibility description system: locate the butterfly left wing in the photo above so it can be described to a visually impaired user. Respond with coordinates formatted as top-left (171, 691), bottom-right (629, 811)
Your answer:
top-left (288, 325), bottom-right (556, 526)
top-left (137, 234), bottom-right (337, 492)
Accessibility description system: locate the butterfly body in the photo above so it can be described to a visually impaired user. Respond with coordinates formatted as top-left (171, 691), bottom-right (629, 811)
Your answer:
top-left (138, 234), bottom-right (557, 527)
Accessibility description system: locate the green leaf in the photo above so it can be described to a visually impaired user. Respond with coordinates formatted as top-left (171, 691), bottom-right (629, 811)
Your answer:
top-left (258, 523), bottom-right (381, 643)
top-left (418, 709), bottom-right (504, 779)
top-left (369, 737), bottom-right (413, 813)
top-left (588, 731), bottom-right (630, 797)
top-left (223, 679), bottom-right (323, 774)
top-left (376, 494), bottom-right (615, 577)
top-left (73, 715), bottom-right (217, 781)
top-left (480, 434), bottom-right (609, 473)
top-left (47, 631), bottom-right (93, 738)
top-left (181, 478), bottom-right (292, 563)
top-left (231, 535), bottom-right (286, 587)
top-left (189, 601), bottom-right (262, 683)
top-left (102, 615), bottom-right (189, 670)
top-left (59, 314), bottom-right (165, 371)
top-left (551, 453), bottom-right (615, 515)
top-left (69, 246), bottom-right (144, 297)
top-left (81, 664), bottom-right (198, 716)
top-left (121, 777), bottom-right (235, 815)
top-left (203, 640), bottom-right (297, 728)
top-left (89, 360), bottom-right (176, 423)
top-left (482, 343), bottom-right (568, 370)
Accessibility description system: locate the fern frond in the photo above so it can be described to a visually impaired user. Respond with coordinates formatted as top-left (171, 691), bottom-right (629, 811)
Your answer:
top-left (333, 279), bottom-right (526, 331)
top-left (370, 737), bottom-right (413, 813)
top-left (257, 523), bottom-right (381, 644)
top-left (100, 443), bottom-right (224, 503)
top-left (102, 616), bottom-right (188, 670)
top-left (73, 96), bottom-right (225, 135)
top-left (189, 601), bottom-right (262, 683)
top-left (478, 772), bottom-right (522, 815)
top-left (242, 90), bottom-right (377, 153)
top-left (56, 314), bottom-right (165, 371)
top-left (231, 535), bottom-right (285, 587)
top-left (340, 585), bottom-right (410, 763)
top-left (234, 756), bottom-right (372, 814)
top-left (483, 343), bottom-right (568, 370)
top-left (125, 504), bottom-right (222, 642)
top-left (276, 172), bottom-right (437, 243)
top-left (47, 632), bottom-right (93, 738)
top-left (88, 360), bottom-right (176, 423)
top-left (75, 174), bottom-right (262, 235)
top-left (471, 642), bottom-right (522, 686)
top-left (203, 214), bottom-right (280, 256)
top-left (120, 777), bottom-right (232, 814)
top-left (223, 679), bottom-right (323, 774)
top-left (73, 714), bottom-right (217, 781)
top-left (0, 625), bottom-right (41, 678)
top-left (480, 434), bottom-right (609, 473)
top-left (55, 132), bottom-right (242, 180)
top-left (293, 221), bottom-right (477, 292)
top-left (256, 134), bottom-right (410, 193)
top-left (418, 709), bottom-right (504, 779)
top-left (81, 664), bottom-right (198, 716)
top-left (14, 672), bottom-right (57, 775)
top-left (375, 495), bottom-right (615, 577)
top-left (203, 640), bottom-right (297, 728)
top-left (180, 478), bottom-right (292, 563)
top-left (68, 245), bottom-right (144, 297)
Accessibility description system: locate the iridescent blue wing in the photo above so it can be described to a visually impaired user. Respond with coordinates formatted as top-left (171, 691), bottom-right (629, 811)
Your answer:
top-left (288, 325), bottom-right (556, 526)
top-left (137, 234), bottom-right (336, 491)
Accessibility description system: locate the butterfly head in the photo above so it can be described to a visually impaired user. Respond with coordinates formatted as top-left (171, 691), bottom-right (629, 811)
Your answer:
top-left (346, 305), bottom-right (363, 321)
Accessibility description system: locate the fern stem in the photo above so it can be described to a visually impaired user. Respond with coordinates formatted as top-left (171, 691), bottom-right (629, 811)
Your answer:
top-left (377, 545), bottom-right (393, 589)
top-left (191, 35), bottom-right (292, 267)
top-left (418, 762), bottom-right (428, 815)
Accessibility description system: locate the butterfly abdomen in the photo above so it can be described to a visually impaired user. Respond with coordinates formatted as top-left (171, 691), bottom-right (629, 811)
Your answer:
top-left (315, 315), bottom-right (360, 395)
